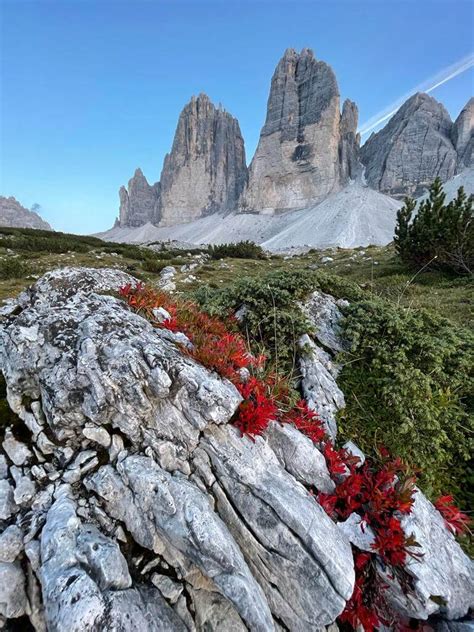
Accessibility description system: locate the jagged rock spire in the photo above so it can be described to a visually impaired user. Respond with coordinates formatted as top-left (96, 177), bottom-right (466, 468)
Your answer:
top-left (452, 96), bottom-right (474, 170)
top-left (159, 93), bottom-right (247, 226)
top-left (118, 168), bottom-right (160, 228)
top-left (241, 48), bottom-right (360, 213)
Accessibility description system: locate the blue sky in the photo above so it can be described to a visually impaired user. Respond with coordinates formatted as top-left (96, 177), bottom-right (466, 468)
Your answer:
top-left (1, 0), bottom-right (473, 234)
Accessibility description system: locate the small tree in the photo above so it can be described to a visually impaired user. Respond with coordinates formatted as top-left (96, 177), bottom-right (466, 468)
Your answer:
top-left (394, 178), bottom-right (473, 274)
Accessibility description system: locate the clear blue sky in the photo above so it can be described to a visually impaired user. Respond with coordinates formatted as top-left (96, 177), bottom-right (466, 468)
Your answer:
top-left (1, 0), bottom-right (473, 234)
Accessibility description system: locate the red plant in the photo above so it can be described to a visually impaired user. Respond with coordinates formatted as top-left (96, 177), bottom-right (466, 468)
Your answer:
top-left (435, 495), bottom-right (472, 536)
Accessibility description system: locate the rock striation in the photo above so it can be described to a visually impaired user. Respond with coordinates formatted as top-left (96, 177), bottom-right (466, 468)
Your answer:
top-left (452, 97), bottom-right (474, 170)
top-left (242, 48), bottom-right (360, 213)
top-left (360, 93), bottom-right (461, 198)
top-left (0, 196), bottom-right (52, 230)
top-left (159, 94), bottom-right (248, 226)
top-left (118, 168), bottom-right (161, 227)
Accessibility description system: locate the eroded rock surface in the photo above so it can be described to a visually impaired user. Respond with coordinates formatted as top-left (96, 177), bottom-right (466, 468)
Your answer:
top-left (0, 267), bottom-right (355, 631)
top-left (0, 196), bottom-right (52, 230)
top-left (118, 168), bottom-right (161, 228)
top-left (453, 97), bottom-right (474, 170)
top-left (0, 266), bottom-right (472, 631)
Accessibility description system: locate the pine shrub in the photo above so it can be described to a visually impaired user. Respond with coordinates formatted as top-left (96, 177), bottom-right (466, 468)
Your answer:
top-left (394, 178), bottom-right (473, 274)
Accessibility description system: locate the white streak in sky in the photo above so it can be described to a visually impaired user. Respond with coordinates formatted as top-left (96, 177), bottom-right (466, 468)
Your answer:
top-left (358, 53), bottom-right (474, 138)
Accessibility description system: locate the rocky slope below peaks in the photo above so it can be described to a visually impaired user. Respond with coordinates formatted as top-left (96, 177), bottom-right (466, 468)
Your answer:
top-left (0, 197), bottom-right (52, 230)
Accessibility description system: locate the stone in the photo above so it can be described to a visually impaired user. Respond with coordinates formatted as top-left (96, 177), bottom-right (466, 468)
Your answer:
top-left (201, 424), bottom-right (355, 629)
top-left (159, 93), bottom-right (248, 225)
top-left (82, 424), bottom-right (111, 448)
top-left (2, 428), bottom-right (33, 465)
top-left (343, 441), bottom-right (365, 466)
top-left (0, 266), bottom-right (360, 631)
top-left (0, 525), bottom-right (24, 563)
top-left (360, 92), bottom-right (458, 198)
top-left (382, 490), bottom-right (474, 620)
top-left (337, 513), bottom-right (375, 552)
top-left (0, 561), bottom-right (28, 619)
top-left (299, 334), bottom-right (345, 439)
top-left (242, 48), bottom-right (360, 213)
top-left (265, 420), bottom-right (334, 492)
top-left (301, 290), bottom-right (347, 353)
top-left (452, 97), bottom-right (474, 170)
top-left (0, 480), bottom-right (17, 520)
top-left (86, 455), bottom-right (274, 631)
top-left (0, 196), bottom-right (52, 230)
top-left (118, 168), bottom-right (161, 227)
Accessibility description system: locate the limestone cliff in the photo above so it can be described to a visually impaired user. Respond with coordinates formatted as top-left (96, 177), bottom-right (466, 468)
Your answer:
top-left (360, 93), bottom-right (458, 198)
top-left (241, 48), bottom-right (360, 213)
top-left (159, 94), bottom-right (247, 226)
top-left (118, 168), bottom-right (160, 228)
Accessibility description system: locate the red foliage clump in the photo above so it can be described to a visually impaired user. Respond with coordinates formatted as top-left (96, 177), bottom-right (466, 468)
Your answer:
top-left (435, 495), bottom-right (472, 536)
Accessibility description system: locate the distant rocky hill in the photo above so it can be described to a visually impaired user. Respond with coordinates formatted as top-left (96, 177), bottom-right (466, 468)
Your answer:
top-left (112, 48), bottom-right (473, 235)
top-left (0, 196), bottom-right (52, 230)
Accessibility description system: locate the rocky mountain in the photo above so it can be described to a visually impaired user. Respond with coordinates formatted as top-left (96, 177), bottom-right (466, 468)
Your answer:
top-left (360, 93), bottom-right (473, 198)
top-left (452, 97), bottom-right (474, 169)
top-left (0, 266), bottom-right (472, 630)
top-left (242, 48), bottom-right (360, 213)
top-left (118, 168), bottom-right (161, 227)
top-left (159, 94), bottom-right (247, 226)
top-left (118, 95), bottom-right (247, 228)
top-left (113, 50), bottom-right (473, 235)
top-left (0, 196), bottom-right (52, 230)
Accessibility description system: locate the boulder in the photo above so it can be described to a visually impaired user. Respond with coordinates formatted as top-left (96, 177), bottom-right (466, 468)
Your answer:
top-left (0, 266), bottom-right (354, 631)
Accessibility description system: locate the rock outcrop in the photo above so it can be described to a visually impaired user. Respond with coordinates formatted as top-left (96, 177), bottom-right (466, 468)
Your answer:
top-left (1, 266), bottom-right (472, 630)
top-left (241, 48), bottom-right (360, 213)
top-left (360, 93), bottom-right (458, 198)
top-left (0, 196), bottom-right (52, 230)
top-left (0, 267), bottom-right (355, 631)
top-left (118, 168), bottom-right (161, 227)
top-left (452, 97), bottom-right (474, 170)
top-left (159, 94), bottom-right (248, 226)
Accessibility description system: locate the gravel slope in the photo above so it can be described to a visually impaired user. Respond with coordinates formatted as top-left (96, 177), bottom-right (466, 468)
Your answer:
top-left (98, 182), bottom-right (402, 250)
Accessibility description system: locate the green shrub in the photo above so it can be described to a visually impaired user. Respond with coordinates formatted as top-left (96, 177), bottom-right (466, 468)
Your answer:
top-left (208, 241), bottom-right (266, 260)
top-left (141, 259), bottom-right (168, 273)
top-left (338, 298), bottom-right (473, 504)
top-left (0, 257), bottom-right (29, 279)
top-left (194, 268), bottom-right (473, 506)
top-left (394, 178), bottom-right (473, 274)
top-left (194, 269), bottom-right (317, 370)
